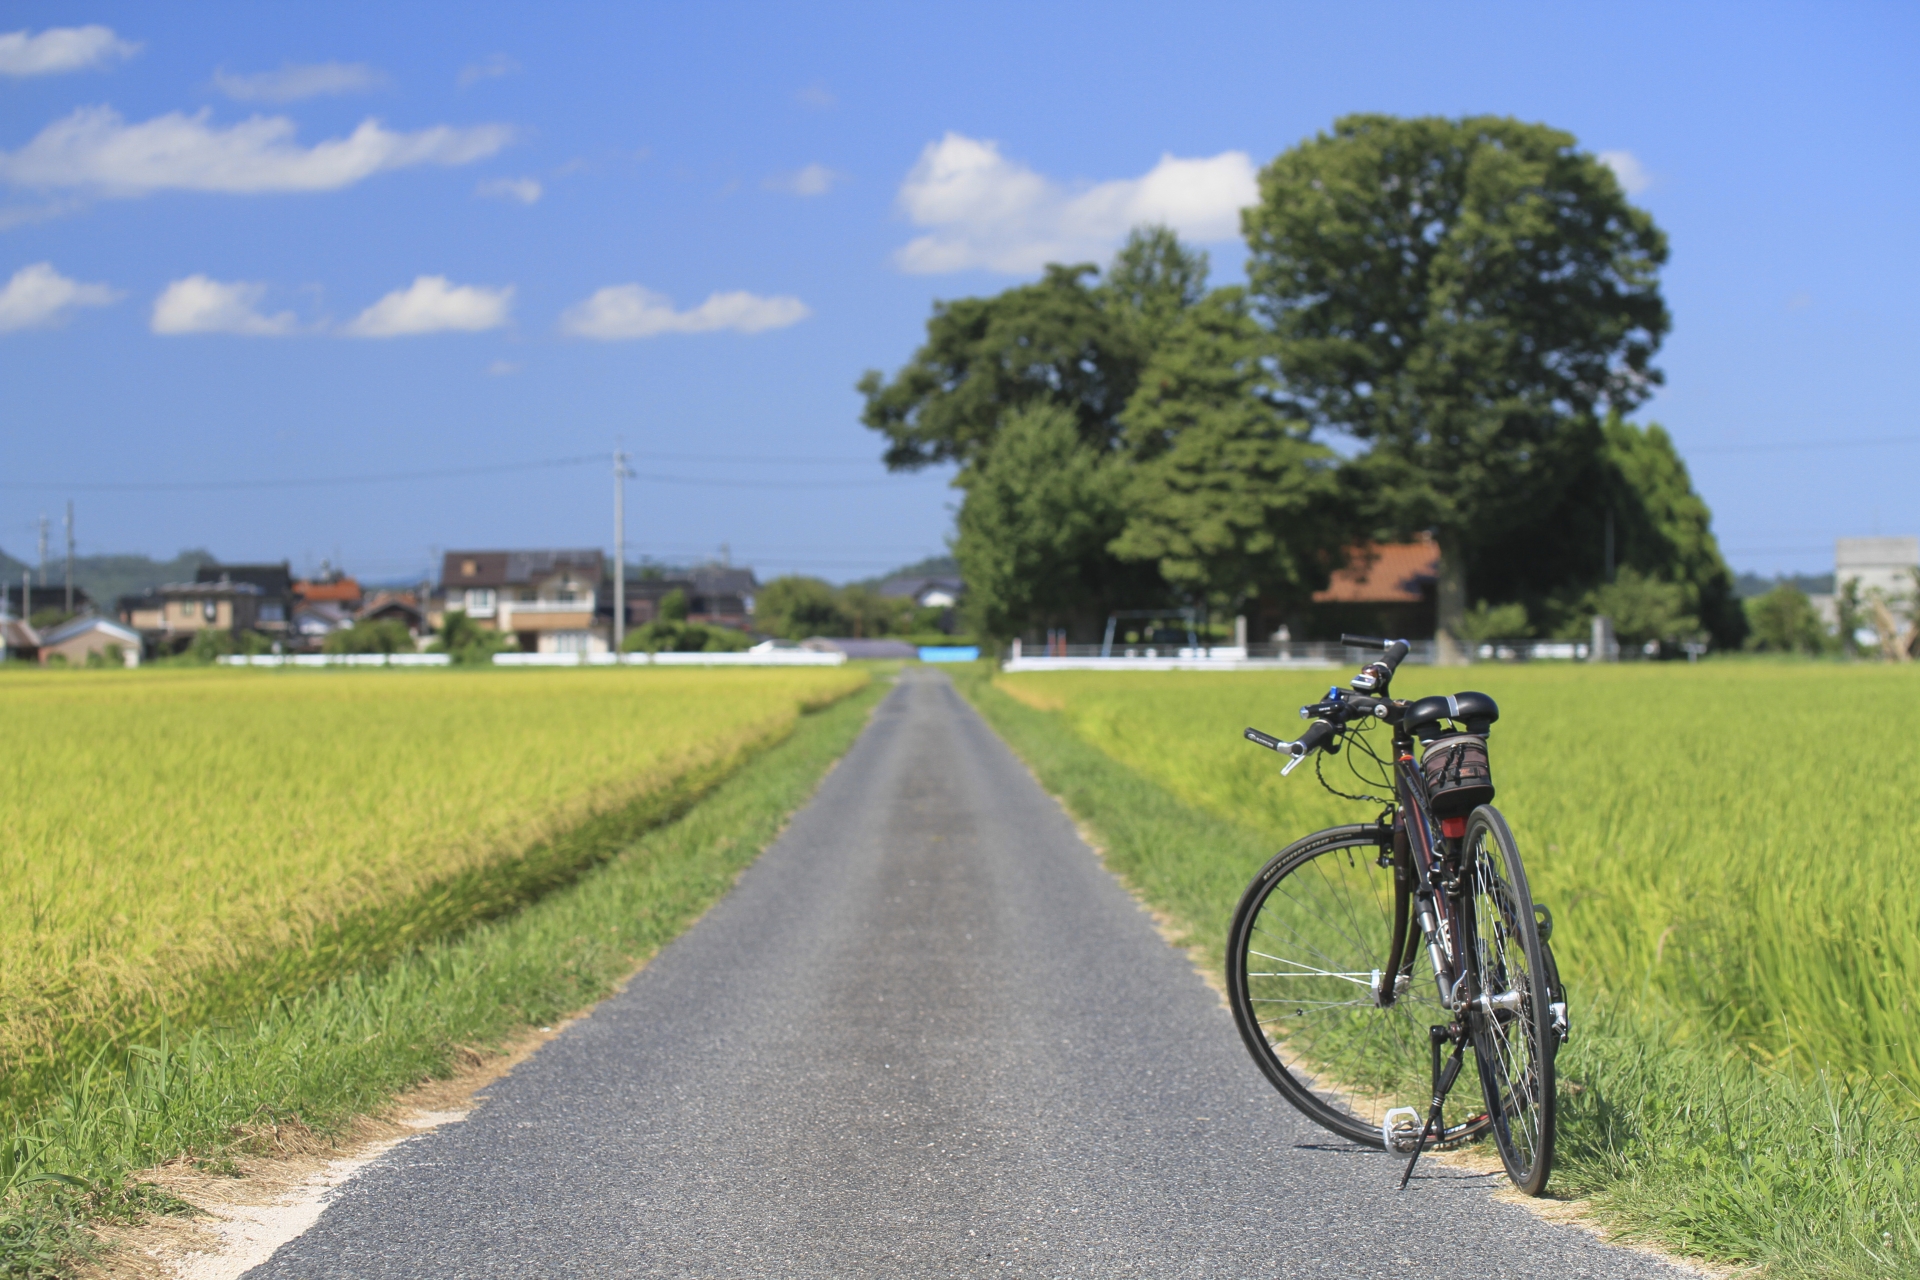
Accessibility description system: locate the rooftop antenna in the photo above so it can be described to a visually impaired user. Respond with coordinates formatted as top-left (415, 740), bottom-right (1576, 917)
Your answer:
top-left (64, 500), bottom-right (75, 613)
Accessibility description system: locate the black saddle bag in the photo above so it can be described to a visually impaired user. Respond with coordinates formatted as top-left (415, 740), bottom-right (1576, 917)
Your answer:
top-left (1421, 734), bottom-right (1494, 817)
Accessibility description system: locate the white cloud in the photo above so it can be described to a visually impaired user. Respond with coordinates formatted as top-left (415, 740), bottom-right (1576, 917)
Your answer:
top-left (486, 358), bottom-right (521, 375)
top-left (0, 26), bottom-right (139, 76)
top-left (0, 262), bottom-right (119, 330)
top-left (560, 285), bottom-right (810, 339)
top-left (476, 176), bottom-right (541, 204)
top-left (0, 106), bottom-right (511, 196)
top-left (892, 133), bottom-right (1258, 274)
top-left (1599, 149), bottom-right (1652, 196)
top-left (151, 276), bottom-right (297, 335)
top-left (765, 162), bottom-right (841, 197)
top-left (213, 61), bottom-right (385, 103)
top-left (458, 54), bottom-right (519, 87)
top-left (344, 275), bottom-right (512, 337)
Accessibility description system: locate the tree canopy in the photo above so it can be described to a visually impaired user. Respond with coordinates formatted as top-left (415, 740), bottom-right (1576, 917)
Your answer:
top-left (1111, 287), bottom-right (1342, 609)
top-left (1243, 113), bottom-right (1670, 656)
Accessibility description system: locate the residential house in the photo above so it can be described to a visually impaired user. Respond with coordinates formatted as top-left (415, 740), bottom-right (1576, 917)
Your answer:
top-left (291, 600), bottom-right (355, 649)
top-left (119, 580), bottom-right (267, 650)
top-left (1305, 537), bottom-right (1440, 640)
top-left (876, 573), bottom-right (963, 610)
top-left (198, 563), bottom-right (294, 636)
top-left (38, 616), bottom-right (142, 667)
top-left (358, 589), bottom-right (429, 637)
top-left (876, 572), bottom-right (963, 633)
top-left (443, 550), bottom-right (607, 654)
top-left (624, 566), bottom-right (757, 630)
top-left (293, 565), bottom-right (363, 610)
top-left (1, 618), bottom-right (38, 662)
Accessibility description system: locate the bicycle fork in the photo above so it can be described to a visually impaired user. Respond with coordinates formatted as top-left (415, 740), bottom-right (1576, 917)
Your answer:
top-left (1399, 1024), bottom-right (1469, 1190)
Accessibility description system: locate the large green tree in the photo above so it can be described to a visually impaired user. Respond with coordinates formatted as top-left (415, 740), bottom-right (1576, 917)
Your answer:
top-left (1244, 114), bottom-right (1670, 661)
top-left (862, 229), bottom-right (1209, 640)
top-left (952, 402), bottom-right (1146, 641)
top-left (1111, 287), bottom-right (1343, 613)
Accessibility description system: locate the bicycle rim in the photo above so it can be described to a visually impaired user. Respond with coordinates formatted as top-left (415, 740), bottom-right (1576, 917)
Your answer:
top-left (1464, 805), bottom-right (1556, 1194)
top-left (1227, 825), bottom-right (1458, 1148)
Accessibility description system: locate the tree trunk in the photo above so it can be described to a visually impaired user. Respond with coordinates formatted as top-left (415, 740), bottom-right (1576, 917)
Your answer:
top-left (1434, 535), bottom-right (1469, 667)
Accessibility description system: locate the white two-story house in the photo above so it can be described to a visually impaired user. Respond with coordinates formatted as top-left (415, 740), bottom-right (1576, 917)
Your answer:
top-left (441, 549), bottom-right (608, 655)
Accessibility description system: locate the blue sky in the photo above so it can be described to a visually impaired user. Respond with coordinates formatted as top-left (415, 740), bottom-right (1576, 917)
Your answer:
top-left (1, 2), bottom-right (1914, 584)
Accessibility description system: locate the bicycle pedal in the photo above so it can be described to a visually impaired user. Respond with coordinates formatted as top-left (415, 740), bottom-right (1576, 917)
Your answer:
top-left (1382, 1107), bottom-right (1422, 1154)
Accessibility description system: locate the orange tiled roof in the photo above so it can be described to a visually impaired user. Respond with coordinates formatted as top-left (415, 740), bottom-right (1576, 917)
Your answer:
top-left (1312, 539), bottom-right (1439, 604)
top-left (295, 578), bottom-right (362, 603)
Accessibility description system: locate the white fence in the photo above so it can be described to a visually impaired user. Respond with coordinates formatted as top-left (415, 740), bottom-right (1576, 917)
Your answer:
top-left (492, 650), bottom-right (846, 667)
top-left (219, 653), bottom-right (450, 667)
top-left (1001, 639), bottom-right (1436, 673)
top-left (219, 650), bottom-right (847, 669)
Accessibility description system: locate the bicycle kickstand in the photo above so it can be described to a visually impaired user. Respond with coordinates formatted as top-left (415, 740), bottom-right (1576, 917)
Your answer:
top-left (1400, 1025), bottom-right (1467, 1191)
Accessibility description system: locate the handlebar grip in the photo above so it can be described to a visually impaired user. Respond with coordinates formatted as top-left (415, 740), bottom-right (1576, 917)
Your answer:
top-left (1294, 719), bottom-right (1336, 757)
top-left (1243, 727), bottom-right (1285, 753)
top-left (1340, 634), bottom-right (1390, 650)
top-left (1381, 638), bottom-right (1411, 673)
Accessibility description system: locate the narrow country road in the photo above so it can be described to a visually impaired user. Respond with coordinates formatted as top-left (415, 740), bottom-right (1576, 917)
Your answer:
top-left (250, 669), bottom-right (1686, 1279)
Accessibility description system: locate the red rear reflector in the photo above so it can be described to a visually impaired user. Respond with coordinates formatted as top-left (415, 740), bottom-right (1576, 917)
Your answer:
top-left (1440, 816), bottom-right (1467, 839)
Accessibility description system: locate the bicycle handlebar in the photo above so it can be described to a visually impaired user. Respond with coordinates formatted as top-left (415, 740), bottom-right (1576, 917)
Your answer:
top-left (1243, 718), bottom-right (1337, 776)
top-left (1341, 634), bottom-right (1411, 694)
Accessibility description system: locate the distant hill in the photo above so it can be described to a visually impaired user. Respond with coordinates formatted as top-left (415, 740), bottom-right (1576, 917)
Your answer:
top-left (1734, 571), bottom-right (1834, 600)
top-left (856, 554), bottom-right (958, 589)
top-left (0, 547), bottom-right (218, 609)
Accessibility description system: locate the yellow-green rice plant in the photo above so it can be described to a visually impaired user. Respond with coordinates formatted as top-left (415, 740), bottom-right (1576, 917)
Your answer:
top-left (0, 664), bottom-right (866, 1120)
top-left (994, 663), bottom-right (1920, 1096)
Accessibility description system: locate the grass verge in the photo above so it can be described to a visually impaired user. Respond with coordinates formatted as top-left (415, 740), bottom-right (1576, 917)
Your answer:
top-left (0, 672), bottom-right (891, 1279)
top-left (951, 664), bottom-right (1920, 1279)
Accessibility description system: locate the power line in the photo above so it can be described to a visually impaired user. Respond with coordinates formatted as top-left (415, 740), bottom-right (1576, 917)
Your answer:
top-left (0, 453), bottom-right (923, 493)
top-left (1690, 435), bottom-right (1920, 454)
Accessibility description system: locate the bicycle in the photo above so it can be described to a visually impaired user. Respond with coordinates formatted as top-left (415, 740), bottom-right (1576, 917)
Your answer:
top-left (1227, 635), bottom-right (1569, 1194)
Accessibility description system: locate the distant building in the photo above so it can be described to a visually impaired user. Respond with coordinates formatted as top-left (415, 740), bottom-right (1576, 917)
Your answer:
top-left (443, 549), bottom-right (607, 654)
top-left (876, 573), bottom-right (963, 610)
top-left (293, 564), bottom-right (363, 609)
top-left (37, 616), bottom-right (142, 667)
top-left (1307, 537), bottom-right (1440, 640)
top-left (291, 600), bottom-right (356, 649)
top-left (1838, 536), bottom-right (1918, 607)
top-left (119, 580), bottom-right (267, 650)
top-left (197, 562), bottom-right (294, 636)
top-left (625, 566), bottom-right (757, 630)
top-left (1, 618), bottom-right (39, 662)
top-left (358, 589), bottom-right (429, 637)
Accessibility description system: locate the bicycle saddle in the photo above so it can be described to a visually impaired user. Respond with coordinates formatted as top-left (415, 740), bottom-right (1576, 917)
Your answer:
top-left (1402, 691), bottom-right (1499, 738)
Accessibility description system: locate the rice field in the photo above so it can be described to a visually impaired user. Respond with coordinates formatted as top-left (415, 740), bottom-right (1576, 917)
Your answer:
top-left (0, 663), bottom-right (867, 1119)
top-left (993, 662), bottom-right (1920, 1097)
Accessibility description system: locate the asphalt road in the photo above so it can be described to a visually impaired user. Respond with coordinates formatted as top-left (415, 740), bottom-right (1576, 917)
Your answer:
top-left (251, 668), bottom-right (1688, 1279)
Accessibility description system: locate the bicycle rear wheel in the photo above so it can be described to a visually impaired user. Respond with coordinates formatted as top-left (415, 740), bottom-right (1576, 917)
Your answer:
top-left (1226, 824), bottom-right (1451, 1148)
top-left (1462, 805), bottom-right (1557, 1194)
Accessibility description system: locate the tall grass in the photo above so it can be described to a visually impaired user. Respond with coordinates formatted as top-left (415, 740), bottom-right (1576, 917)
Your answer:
top-left (0, 665), bottom-right (866, 1126)
top-left (992, 664), bottom-right (1920, 1096)
top-left (0, 672), bottom-right (889, 1278)
top-left (958, 663), bottom-right (1920, 1278)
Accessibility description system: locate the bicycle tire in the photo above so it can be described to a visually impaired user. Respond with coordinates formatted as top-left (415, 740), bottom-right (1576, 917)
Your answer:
top-left (1462, 805), bottom-right (1557, 1194)
top-left (1226, 824), bottom-right (1457, 1149)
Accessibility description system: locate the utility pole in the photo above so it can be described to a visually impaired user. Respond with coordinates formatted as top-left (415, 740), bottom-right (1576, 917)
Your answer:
top-left (37, 514), bottom-right (48, 602)
top-left (64, 500), bottom-right (75, 614)
top-left (612, 447), bottom-right (633, 656)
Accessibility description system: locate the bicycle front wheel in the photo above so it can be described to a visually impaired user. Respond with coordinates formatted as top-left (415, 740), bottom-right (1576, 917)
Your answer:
top-left (1226, 824), bottom-right (1447, 1148)
top-left (1463, 805), bottom-right (1557, 1194)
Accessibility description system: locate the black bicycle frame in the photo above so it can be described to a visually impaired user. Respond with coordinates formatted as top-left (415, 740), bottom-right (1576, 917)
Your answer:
top-left (1379, 740), bottom-right (1473, 1013)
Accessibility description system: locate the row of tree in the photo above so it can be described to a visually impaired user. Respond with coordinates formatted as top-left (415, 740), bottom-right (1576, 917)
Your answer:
top-left (860, 114), bottom-right (1746, 653)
